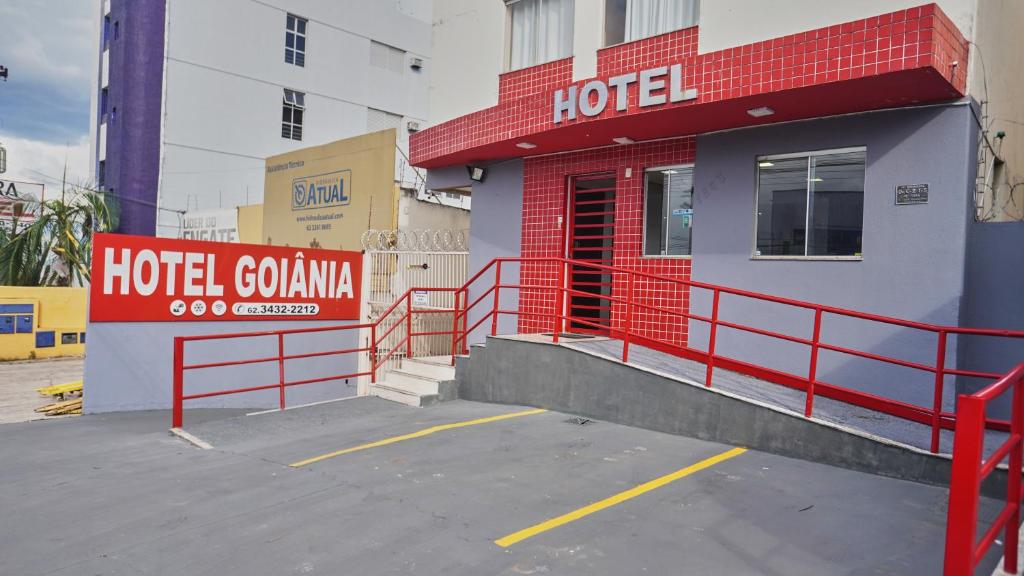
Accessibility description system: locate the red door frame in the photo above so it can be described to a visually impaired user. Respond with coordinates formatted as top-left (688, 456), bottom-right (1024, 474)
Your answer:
top-left (563, 172), bottom-right (617, 334)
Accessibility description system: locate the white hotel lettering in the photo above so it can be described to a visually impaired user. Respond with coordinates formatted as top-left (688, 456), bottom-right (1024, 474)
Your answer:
top-left (554, 63), bottom-right (697, 124)
top-left (103, 247), bottom-right (354, 300)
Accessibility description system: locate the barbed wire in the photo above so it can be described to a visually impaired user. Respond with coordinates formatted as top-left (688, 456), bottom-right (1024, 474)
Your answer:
top-left (361, 228), bottom-right (469, 252)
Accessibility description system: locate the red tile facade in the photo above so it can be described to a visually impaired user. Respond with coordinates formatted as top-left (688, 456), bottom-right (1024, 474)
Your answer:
top-left (499, 57), bottom-right (574, 103)
top-left (409, 3), bottom-right (969, 167)
top-left (415, 3), bottom-right (971, 348)
top-left (519, 139), bottom-right (695, 346)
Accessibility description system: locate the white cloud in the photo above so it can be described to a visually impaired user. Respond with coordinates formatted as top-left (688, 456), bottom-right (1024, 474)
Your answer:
top-left (0, 0), bottom-right (95, 97)
top-left (0, 132), bottom-right (91, 188)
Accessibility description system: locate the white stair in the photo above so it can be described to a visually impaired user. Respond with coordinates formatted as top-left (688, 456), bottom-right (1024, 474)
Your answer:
top-left (369, 357), bottom-right (456, 407)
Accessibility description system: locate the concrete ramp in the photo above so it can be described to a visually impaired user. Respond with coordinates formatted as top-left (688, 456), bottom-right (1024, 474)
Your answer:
top-left (455, 335), bottom-right (1012, 497)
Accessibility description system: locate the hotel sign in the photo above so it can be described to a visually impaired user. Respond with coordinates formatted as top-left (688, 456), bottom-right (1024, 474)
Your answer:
top-left (89, 233), bottom-right (361, 322)
top-left (553, 64), bottom-right (698, 124)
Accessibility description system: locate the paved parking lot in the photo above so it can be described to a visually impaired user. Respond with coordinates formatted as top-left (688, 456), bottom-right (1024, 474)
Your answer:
top-left (0, 397), bottom-right (1001, 575)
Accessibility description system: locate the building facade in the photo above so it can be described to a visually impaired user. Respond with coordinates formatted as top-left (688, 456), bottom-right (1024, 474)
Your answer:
top-left (415, 0), bottom-right (1024, 409)
top-left (89, 0), bottom-right (437, 237)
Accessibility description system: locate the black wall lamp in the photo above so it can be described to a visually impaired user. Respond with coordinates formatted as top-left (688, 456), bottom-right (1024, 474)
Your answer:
top-left (466, 165), bottom-right (486, 183)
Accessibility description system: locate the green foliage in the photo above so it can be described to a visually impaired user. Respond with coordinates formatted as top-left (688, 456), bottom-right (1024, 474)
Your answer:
top-left (0, 177), bottom-right (119, 287)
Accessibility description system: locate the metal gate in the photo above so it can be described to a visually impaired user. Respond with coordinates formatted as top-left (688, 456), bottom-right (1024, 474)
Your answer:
top-left (362, 229), bottom-right (469, 377)
top-left (566, 173), bottom-right (616, 334)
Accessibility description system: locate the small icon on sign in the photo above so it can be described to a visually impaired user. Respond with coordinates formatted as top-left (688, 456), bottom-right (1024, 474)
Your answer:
top-left (211, 300), bottom-right (227, 316)
top-left (292, 182), bottom-right (306, 208)
top-left (170, 300), bottom-right (186, 317)
top-left (190, 300), bottom-right (207, 316)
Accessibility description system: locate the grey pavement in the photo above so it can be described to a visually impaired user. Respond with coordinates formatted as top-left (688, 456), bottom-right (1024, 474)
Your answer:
top-left (0, 398), bottom-right (1003, 575)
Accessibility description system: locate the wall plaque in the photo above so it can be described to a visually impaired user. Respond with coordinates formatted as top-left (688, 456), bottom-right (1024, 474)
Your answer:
top-left (896, 184), bottom-right (929, 205)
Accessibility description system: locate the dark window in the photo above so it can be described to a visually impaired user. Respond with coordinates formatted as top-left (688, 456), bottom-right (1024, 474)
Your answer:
top-left (98, 161), bottom-right (106, 189)
top-left (100, 88), bottom-right (108, 121)
top-left (643, 165), bottom-right (694, 256)
top-left (110, 106), bottom-right (117, 124)
top-left (114, 21), bottom-right (120, 40)
top-left (103, 16), bottom-right (111, 47)
top-left (282, 89), bottom-right (304, 140)
top-left (755, 149), bottom-right (866, 257)
top-left (285, 14), bottom-right (307, 67)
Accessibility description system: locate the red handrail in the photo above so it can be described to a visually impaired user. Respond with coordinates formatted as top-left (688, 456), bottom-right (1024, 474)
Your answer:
top-left (173, 256), bottom-right (1024, 457)
top-left (944, 363), bottom-right (1024, 576)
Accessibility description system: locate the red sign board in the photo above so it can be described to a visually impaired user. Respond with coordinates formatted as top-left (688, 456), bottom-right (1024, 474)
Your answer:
top-left (89, 233), bottom-right (362, 322)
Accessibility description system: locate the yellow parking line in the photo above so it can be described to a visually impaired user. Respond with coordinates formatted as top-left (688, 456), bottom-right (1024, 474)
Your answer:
top-left (494, 446), bottom-right (747, 547)
top-left (289, 408), bottom-right (548, 468)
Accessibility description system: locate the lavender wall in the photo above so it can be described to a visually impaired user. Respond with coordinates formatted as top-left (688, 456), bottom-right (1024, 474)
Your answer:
top-left (958, 220), bottom-right (1024, 417)
top-left (689, 104), bottom-right (977, 411)
top-left (426, 161), bottom-right (525, 343)
top-left (104, 0), bottom-right (166, 236)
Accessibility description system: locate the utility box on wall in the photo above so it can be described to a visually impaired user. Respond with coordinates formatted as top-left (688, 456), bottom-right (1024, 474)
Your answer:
top-left (0, 287), bottom-right (87, 361)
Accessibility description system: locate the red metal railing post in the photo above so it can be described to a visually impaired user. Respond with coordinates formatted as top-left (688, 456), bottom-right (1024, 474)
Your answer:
top-left (931, 330), bottom-right (948, 453)
top-left (553, 260), bottom-right (566, 344)
top-left (705, 289), bottom-right (721, 387)
top-left (622, 270), bottom-right (635, 363)
top-left (450, 289), bottom-right (461, 366)
top-left (805, 308), bottom-right (823, 418)
top-left (172, 336), bottom-right (184, 428)
top-left (943, 396), bottom-right (986, 576)
top-left (370, 323), bottom-right (378, 383)
top-left (277, 332), bottom-right (286, 410)
top-left (460, 288), bottom-right (469, 354)
top-left (406, 291), bottom-right (413, 358)
top-left (491, 263), bottom-right (502, 336)
top-left (1005, 379), bottom-right (1023, 575)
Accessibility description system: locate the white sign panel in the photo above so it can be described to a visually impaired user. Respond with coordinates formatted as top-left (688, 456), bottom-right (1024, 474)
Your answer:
top-left (0, 179), bottom-right (44, 230)
top-left (181, 208), bottom-right (239, 243)
top-left (412, 290), bottom-right (430, 306)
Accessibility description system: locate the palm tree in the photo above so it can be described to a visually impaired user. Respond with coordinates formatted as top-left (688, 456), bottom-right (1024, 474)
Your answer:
top-left (0, 175), bottom-right (119, 287)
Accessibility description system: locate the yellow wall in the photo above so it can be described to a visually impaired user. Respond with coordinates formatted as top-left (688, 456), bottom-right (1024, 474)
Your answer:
top-left (262, 129), bottom-right (397, 250)
top-left (0, 286), bottom-right (86, 361)
top-left (237, 204), bottom-right (265, 244)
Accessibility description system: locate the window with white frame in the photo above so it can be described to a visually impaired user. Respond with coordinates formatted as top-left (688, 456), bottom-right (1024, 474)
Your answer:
top-left (643, 165), bottom-right (694, 256)
top-left (604, 0), bottom-right (699, 46)
top-left (754, 148), bottom-right (866, 257)
top-left (285, 14), bottom-right (307, 67)
top-left (370, 41), bottom-right (406, 74)
top-left (506, 0), bottom-right (574, 71)
top-left (282, 89), bottom-right (304, 141)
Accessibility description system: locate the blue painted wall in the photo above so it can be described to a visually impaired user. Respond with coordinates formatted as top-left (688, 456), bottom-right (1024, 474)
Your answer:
top-left (958, 220), bottom-right (1024, 416)
top-left (426, 160), bottom-right (525, 344)
top-left (103, 0), bottom-right (166, 236)
top-left (689, 104), bottom-right (978, 411)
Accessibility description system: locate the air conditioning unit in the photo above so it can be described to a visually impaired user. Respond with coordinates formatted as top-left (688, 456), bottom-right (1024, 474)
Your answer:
top-left (406, 120), bottom-right (421, 132)
top-left (409, 57), bottom-right (423, 70)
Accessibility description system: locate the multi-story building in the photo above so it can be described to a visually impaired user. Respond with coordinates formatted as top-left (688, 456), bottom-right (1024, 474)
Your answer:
top-left (415, 0), bottom-right (1024, 409)
top-left (88, 0), bottom-right (446, 237)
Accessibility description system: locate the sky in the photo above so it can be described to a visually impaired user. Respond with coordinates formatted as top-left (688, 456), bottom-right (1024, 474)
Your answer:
top-left (0, 0), bottom-right (95, 189)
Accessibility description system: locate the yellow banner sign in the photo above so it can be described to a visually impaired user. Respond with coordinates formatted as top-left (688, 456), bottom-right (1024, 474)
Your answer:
top-left (262, 129), bottom-right (395, 250)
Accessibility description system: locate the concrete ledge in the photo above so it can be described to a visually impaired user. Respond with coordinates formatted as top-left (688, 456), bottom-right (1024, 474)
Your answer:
top-left (456, 335), bottom-right (1010, 498)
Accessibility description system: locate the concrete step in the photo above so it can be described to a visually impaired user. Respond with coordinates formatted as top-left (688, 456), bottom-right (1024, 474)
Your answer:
top-left (411, 355), bottom-right (457, 367)
top-left (402, 358), bottom-right (456, 381)
top-left (384, 371), bottom-right (440, 395)
top-left (369, 383), bottom-right (439, 407)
